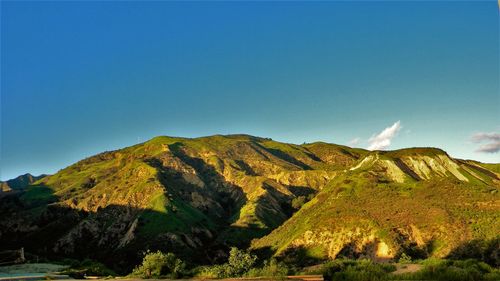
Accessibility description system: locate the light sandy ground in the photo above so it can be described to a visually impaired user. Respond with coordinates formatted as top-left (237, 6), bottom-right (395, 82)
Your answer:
top-left (392, 263), bottom-right (422, 275)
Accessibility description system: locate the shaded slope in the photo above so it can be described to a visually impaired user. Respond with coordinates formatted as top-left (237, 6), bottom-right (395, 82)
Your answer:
top-left (0, 173), bottom-right (47, 192)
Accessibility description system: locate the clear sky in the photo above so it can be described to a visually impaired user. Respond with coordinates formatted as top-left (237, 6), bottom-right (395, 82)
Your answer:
top-left (1, 1), bottom-right (499, 180)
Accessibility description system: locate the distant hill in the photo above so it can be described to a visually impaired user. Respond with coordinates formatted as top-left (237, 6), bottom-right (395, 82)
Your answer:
top-left (0, 173), bottom-right (47, 192)
top-left (0, 134), bottom-right (498, 272)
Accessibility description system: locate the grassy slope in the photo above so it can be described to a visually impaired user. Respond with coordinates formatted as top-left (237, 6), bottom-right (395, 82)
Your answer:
top-left (476, 162), bottom-right (500, 173)
top-left (252, 149), bottom-right (500, 260)
top-left (4, 135), bottom-right (357, 262)
top-left (2, 134), bottom-right (499, 267)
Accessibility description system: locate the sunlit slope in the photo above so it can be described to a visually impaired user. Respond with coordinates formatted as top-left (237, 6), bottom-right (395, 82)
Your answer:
top-left (0, 135), bottom-right (356, 262)
top-left (252, 149), bottom-right (500, 261)
top-left (1, 135), bottom-right (498, 267)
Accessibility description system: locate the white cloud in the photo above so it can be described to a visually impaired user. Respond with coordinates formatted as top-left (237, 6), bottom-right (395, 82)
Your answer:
top-left (471, 132), bottom-right (500, 153)
top-left (348, 137), bottom-right (361, 146)
top-left (367, 121), bottom-right (402, 150)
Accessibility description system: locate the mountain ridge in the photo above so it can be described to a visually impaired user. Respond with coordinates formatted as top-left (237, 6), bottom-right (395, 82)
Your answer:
top-left (0, 134), bottom-right (498, 272)
top-left (0, 173), bottom-right (47, 192)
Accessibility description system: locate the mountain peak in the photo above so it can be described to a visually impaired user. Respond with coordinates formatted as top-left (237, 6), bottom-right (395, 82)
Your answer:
top-left (0, 173), bottom-right (47, 192)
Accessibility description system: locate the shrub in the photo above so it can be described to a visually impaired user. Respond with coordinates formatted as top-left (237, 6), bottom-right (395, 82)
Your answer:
top-left (448, 237), bottom-right (500, 267)
top-left (130, 250), bottom-right (185, 279)
top-left (62, 259), bottom-right (115, 278)
top-left (394, 258), bottom-right (498, 281)
top-left (227, 247), bottom-right (257, 276)
top-left (196, 264), bottom-right (231, 278)
top-left (319, 259), bottom-right (395, 281)
top-left (335, 259), bottom-right (395, 281)
top-left (320, 260), bottom-right (346, 279)
top-left (484, 270), bottom-right (500, 281)
top-left (80, 259), bottom-right (116, 276)
top-left (246, 259), bottom-right (290, 278)
top-left (292, 196), bottom-right (307, 210)
top-left (398, 253), bottom-right (412, 264)
top-left (194, 247), bottom-right (257, 278)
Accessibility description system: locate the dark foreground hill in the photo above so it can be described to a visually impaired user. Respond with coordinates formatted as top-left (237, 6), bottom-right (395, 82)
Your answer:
top-left (0, 134), bottom-right (498, 272)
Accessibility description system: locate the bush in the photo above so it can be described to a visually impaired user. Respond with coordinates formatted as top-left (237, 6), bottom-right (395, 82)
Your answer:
top-left (448, 237), bottom-right (500, 267)
top-left (394, 258), bottom-right (499, 281)
top-left (130, 250), bottom-right (185, 279)
top-left (317, 259), bottom-right (395, 281)
top-left (291, 194), bottom-right (315, 210)
top-left (398, 253), bottom-right (412, 264)
top-left (196, 264), bottom-right (231, 279)
top-left (332, 259), bottom-right (395, 281)
top-left (318, 260), bottom-right (346, 279)
top-left (292, 196), bottom-right (307, 210)
top-left (80, 259), bottom-right (116, 276)
top-left (62, 259), bottom-right (115, 278)
top-left (246, 259), bottom-right (290, 278)
top-left (194, 247), bottom-right (257, 278)
top-left (227, 247), bottom-right (257, 276)
top-left (303, 258), bottom-right (499, 281)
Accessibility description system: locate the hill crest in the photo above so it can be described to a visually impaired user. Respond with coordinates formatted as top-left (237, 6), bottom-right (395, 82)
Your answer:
top-left (0, 134), bottom-right (498, 271)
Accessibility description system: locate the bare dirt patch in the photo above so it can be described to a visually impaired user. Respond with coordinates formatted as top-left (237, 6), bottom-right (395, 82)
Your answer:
top-left (392, 263), bottom-right (422, 275)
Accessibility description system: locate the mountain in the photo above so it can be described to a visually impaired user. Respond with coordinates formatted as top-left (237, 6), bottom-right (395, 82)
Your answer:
top-left (252, 148), bottom-right (500, 263)
top-left (0, 173), bottom-right (47, 192)
top-left (0, 135), bottom-right (498, 272)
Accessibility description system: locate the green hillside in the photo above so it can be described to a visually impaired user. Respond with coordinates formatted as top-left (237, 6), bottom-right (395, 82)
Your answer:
top-left (252, 149), bottom-right (500, 262)
top-left (0, 135), bottom-right (498, 272)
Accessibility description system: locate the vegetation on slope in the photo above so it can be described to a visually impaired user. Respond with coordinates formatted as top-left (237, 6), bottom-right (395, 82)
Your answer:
top-left (252, 149), bottom-right (500, 263)
top-left (0, 134), bottom-right (498, 275)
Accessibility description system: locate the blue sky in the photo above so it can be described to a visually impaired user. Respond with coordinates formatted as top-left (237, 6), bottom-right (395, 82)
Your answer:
top-left (1, 1), bottom-right (499, 180)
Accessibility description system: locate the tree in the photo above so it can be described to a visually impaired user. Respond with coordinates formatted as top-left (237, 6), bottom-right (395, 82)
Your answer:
top-left (196, 247), bottom-right (257, 278)
top-left (131, 250), bottom-right (185, 278)
top-left (227, 247), bottom-right (257, 276)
